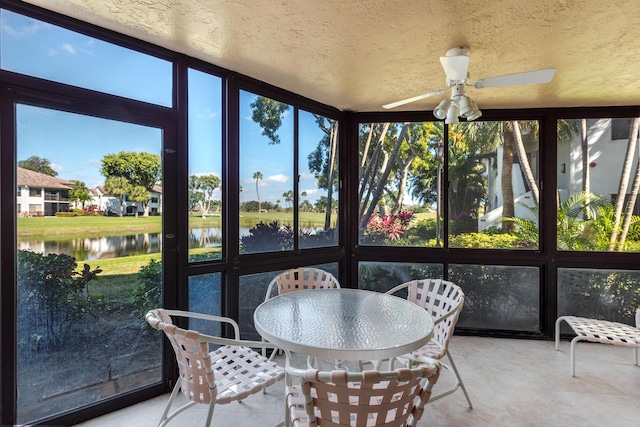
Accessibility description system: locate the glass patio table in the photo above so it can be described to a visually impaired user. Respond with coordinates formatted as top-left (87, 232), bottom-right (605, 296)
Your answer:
top-left (254, 288), bottom-right (434, 362)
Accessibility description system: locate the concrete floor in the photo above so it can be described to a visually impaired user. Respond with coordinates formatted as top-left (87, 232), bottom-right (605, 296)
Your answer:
top-left (74, 335), bottom-right (640, 427)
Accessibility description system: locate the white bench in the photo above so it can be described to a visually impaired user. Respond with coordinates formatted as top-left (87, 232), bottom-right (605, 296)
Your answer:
top-left (555, 311), bottom-right (640, 376)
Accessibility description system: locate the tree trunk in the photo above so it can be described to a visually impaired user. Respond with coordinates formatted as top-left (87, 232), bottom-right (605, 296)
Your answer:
top-left (392, 150), bottom-right (416, 214)
top-left (501, 123), bottom-right (516, 232)
top-left (608, 118), bottom-right (639, 250)
top-left (616, 117), bottom-right (640, 251)
top-left (581, 119), bottom-right (590, 219)
top-left (512, 121), bottom-right (539, 205)
top-left (324, 123), bottom-right (338, 229)
top-left (361, 123), bottom-right (409, 230)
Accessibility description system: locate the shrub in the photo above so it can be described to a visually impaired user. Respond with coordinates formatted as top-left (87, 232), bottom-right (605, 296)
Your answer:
top-left (448, 232), bottom-right (522, 249)
top-left (17, 250), bottom-right (101, 352)
top-left (410, 219), bottom-right (437, 240)
top-left (299, 227), bottom-right (337, 248)
top-left (362, 211), bottom-right (415, 244)
top-left (240, 221), bottom-right (294, 253)
top-left (131, 259), bottom-right (162, 332)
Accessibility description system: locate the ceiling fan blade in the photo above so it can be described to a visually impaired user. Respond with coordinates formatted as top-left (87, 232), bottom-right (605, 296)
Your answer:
top-left (473, 68), bottom-right (556, 89)
top-left (440, 55), bottom-right (470, 81)
top-left (382, 90), bottom-right (446, 109)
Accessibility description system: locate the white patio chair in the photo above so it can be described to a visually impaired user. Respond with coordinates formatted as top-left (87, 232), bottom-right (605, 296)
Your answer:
top-left (264, 267), bottom-right (340, 300)
top-left (555, 308), bottom-right (640, 376)
top-left (386, 278), bottom-right (473, 408)
top-left (285, 356), bottom-right (441, 427)
top-left (145, 309), bottom-right (285, 427)
top-left (264, 267), bottom-right (341, 368)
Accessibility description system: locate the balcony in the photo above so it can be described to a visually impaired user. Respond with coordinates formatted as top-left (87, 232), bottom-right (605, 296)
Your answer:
top-left (73, 335), bottom-right (639, 427)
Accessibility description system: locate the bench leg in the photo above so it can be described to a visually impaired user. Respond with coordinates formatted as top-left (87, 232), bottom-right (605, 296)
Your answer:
top-left (554, 317), bottom-right (566, 351)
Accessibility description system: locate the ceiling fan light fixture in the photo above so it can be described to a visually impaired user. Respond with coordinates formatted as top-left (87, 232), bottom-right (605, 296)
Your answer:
top-left (433, 99), bottom-right (450, 120)
top-left (459, 95), bottom-right (473, 118)
top-left (445, 102), bottom-right (459, 124)
top-left (466, 99), bottom-right (482, 121)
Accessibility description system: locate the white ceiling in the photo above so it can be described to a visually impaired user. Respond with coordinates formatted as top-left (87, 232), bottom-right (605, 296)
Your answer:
top-left (23, 0), bottom-right (640, 112)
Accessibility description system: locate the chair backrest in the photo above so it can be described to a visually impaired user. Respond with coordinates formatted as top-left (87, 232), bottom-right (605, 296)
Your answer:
top-left (265, 267), bottom-right (340, 300)
top-left (387, 279), bottom-right (464, 350)
top-left (288, 363), bottom-right (440, 427)
top-left (146, 309), bottom-right (217, 404)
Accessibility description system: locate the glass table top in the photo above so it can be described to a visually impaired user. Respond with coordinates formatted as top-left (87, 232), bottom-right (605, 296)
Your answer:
top-left (254, 288), bottom-right (434, 361)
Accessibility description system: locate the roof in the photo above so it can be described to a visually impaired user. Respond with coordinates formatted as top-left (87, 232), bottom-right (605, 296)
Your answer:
top-left (17, 167), bottom-right (74, 190)
top-left (27, 0), bottom-right (640, 112)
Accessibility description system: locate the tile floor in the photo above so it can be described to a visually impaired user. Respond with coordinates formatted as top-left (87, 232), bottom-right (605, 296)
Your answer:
top-left (74, 336), bottom-right (640, 427)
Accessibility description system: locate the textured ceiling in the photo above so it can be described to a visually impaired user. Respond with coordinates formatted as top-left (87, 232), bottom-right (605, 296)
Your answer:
top-left (23, 0), bottom-right (640, 112)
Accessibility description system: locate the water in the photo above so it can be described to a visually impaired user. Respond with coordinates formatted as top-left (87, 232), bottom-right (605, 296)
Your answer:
top-left (18, 228), bottom-right (226, 261)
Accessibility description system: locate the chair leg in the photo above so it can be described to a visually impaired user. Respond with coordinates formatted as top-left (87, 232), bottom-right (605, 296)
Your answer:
top-left (555, 317), bottom-right (564, 351)
top-left (159, 378), bottom-right (199, 427)
top-left (203, 400), bottom-right (216, 427)
top-left (444, 349), bottom-right (473, 409)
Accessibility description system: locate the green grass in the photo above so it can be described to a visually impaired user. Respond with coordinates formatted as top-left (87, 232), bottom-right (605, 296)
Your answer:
top-left (18, 211), bottom-right (336, 239)
top-left (18, 215), bottom-right (162, 238)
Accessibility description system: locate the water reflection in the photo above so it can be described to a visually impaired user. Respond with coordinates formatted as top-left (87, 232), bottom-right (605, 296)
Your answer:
top-left (19, 228), bottom-right (224, 261)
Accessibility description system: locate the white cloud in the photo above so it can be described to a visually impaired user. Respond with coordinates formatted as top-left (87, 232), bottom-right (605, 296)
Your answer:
top-left (301, 189), bottom-right (318, 196)
top-left (61, 43), bottom-right (76, 55)
top-left (51, 163), bottom-right (64, 173)
top-left (265, 174), bottom-right (289, 183)
top-left (299, 171), bottom-right (315, 180)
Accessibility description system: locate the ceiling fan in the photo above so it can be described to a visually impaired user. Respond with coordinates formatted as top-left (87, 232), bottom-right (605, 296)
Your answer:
top-left (382, 47), bottom-right (556, 124)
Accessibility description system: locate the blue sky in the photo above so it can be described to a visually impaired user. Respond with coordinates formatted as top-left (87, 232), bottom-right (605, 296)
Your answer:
top-left (5, 9), bottom-right (328, 205)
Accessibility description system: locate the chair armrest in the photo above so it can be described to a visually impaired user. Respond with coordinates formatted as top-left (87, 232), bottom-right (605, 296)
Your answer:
top-left (201, 335), bottom-right (281, 351)
top-left (150, 309), bottom-right (241, 340)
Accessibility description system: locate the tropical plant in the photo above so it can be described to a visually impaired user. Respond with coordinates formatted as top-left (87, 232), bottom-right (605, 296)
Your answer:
top-left (240, 221), bottom-right (294, 253)
top-left (104, 176), bottom-right (131, 217)
top-left (17, 250), bottom-right (101, 351)
top-left (128, 185), bottom-right (149, 218)
top-left (361, 210), bottom-right (414, 244)
top-left (69, 180), bottom-right (92, 209)
top-left (253, 171), bottom-right (263, 217)
top-left (131, 259), bottom-right (162, 333)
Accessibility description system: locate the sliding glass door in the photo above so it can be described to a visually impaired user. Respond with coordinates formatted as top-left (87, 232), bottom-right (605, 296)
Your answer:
top-left (15, 104), bottom-right (165, 424)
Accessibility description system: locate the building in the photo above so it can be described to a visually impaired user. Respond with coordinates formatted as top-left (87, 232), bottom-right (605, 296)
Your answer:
top-left (91, 184), bottom-right (162, 216)
top-left (16, 167), bottom-right (73, 216)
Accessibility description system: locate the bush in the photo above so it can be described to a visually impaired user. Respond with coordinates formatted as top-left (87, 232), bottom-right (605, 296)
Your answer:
top-left (131, 259), bottom-right (162, 332)
top-left (410, 219), bottom-right (437, 240)
top-left (448, 232), bottom-right (522, 249)
top-left (17, 250), bottom-right (101, 352)
top-left (361, 211), bottom-right (415, 244)
top-left (240, 221), bottom-right (294, 253)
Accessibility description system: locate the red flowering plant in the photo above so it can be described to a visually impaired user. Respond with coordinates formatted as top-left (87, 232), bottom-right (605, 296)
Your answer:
top-left (362, 210), bottom-right (415, 244)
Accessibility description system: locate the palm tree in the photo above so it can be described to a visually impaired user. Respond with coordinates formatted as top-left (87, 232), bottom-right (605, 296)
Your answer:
top-left (253, 171), bottom-right (263, 218)
top-left (104, 176), bottom-right (130, 217)
top-left (614, 117), bottom-right (640, 250)
top-left (128, 185), bottom-right (149, 218)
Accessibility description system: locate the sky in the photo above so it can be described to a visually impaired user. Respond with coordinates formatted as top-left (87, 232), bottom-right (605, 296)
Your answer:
top-left (4, 9), bottom-right (328, 205)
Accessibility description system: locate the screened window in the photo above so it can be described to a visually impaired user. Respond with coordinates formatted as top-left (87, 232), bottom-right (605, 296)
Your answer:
top-left (187, 68), bottom-right (223, 262)
top-left (0, 9), bottom-right (172, 106)
top-left (557, 117), bottom-right (640, 252)
top-left (298, 110), bottom-right (339, 248)
top-left (450, 120), bottom-right (540, 250)
top-left (239, 91), bottom-right (294, 254)
top-left (358, 121), bottom-right (444, 247)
